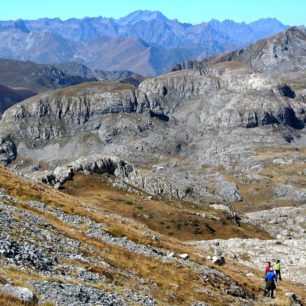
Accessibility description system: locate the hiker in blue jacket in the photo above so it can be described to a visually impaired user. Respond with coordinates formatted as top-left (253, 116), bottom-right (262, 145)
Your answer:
top-left (264, 267), bottom-right (277, 298)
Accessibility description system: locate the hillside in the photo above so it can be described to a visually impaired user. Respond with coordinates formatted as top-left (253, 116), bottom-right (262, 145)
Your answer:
top-left (0, 165), bottom-right (305, 305)
top-left (0, 58), bottom-right (143, 92)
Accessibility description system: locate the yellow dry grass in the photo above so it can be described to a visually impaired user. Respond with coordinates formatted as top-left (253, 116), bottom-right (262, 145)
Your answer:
top-left (63, 172), bottom-right (271, 240)
top-left (0, 293), bottom-right (35, 306)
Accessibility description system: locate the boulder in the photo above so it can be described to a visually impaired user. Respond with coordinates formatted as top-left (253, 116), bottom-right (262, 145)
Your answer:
top-left (0, 284), bottom-right (38, 303)
top-left (212, 255), bottom-right (225, 266)
top-left (179, 253), bottom-right (189, 260)
top-left (273, 158), bottom-right (293, 165)
top-left (167, 252), bottom-right (175, 258)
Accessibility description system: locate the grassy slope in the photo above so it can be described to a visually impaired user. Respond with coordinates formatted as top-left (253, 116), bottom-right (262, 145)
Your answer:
top-left (62, 172), bottom-right (271, 241)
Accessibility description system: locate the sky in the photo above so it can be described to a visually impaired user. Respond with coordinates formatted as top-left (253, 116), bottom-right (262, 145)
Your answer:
top-left (0, 0), bottom-right (305, 25)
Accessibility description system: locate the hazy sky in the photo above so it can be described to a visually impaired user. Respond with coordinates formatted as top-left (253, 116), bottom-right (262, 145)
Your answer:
top-left (0, 0), bottom-right (305, 25)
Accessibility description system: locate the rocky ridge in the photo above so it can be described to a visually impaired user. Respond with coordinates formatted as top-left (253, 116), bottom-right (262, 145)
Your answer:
top-left (0, 58), bottom-right (144, 118)
top-left (172, 26), bottom-right (306, 76)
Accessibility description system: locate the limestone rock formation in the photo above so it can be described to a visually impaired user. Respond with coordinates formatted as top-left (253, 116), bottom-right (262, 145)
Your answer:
top-left (0, 27), bottom-right (306, 207)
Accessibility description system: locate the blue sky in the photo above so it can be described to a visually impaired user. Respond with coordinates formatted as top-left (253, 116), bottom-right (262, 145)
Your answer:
top-left (0, 0), bottom-right (305, 25)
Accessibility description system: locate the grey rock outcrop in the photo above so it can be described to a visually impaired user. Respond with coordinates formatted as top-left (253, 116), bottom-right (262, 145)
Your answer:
top-left (0, 135), bottom-right (17, 165)
top-left (2, 82), bottom-right (137, 123)
top-left (138, 67), bottom-right (305, 129)
top-left (30, 282), bottom-right (127, 306)
top-left (31, 155), bottom-right (136, 187)
top-left (0, 234), bottom-right (56, 271)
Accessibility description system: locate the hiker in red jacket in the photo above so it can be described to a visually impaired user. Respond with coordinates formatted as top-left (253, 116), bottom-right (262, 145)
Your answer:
top-left (265, 262), bottom-right (271, 275)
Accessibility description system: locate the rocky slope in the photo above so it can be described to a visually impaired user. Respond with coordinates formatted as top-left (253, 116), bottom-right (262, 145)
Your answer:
top-left (0, 59), bottom-right (81, 92)
top-left (192, 204), bottom-right (306, 282)
top-left (3, 165), bottom-right (302, 305)
top-left (0, 12), bottom-right (287, 75)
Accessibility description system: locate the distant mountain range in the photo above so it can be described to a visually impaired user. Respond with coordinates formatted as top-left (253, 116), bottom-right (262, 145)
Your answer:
top-left (0, 10), bottom-right (288, 75)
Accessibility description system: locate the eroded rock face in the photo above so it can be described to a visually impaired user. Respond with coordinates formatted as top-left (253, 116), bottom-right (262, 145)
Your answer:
top-left (138, 67), bottom-right (305, 129)
top-left (30, 155), bottom-right (136, 187)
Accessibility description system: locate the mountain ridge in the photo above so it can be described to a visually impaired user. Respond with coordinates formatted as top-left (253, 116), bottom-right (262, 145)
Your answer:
top-left (171, 26), bottom-right (306, 76)
top-left (0, 11), bottom-right (288, 75)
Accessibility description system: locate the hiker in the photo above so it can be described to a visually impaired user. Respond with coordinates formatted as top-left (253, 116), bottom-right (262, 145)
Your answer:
top-left (265, 262), bottom-right (271, 275)
top-left (274, 260), bottom-right (281, 281)
top-left (264, 267), bottom-right (277, 298)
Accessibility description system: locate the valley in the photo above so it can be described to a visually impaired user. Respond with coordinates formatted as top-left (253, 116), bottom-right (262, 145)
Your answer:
top-left (0, 9), bottom-right (305, 305)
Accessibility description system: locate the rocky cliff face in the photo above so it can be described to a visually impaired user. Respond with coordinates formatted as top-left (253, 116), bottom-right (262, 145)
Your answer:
top-left (138, 65), bottom-right (306, 129)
